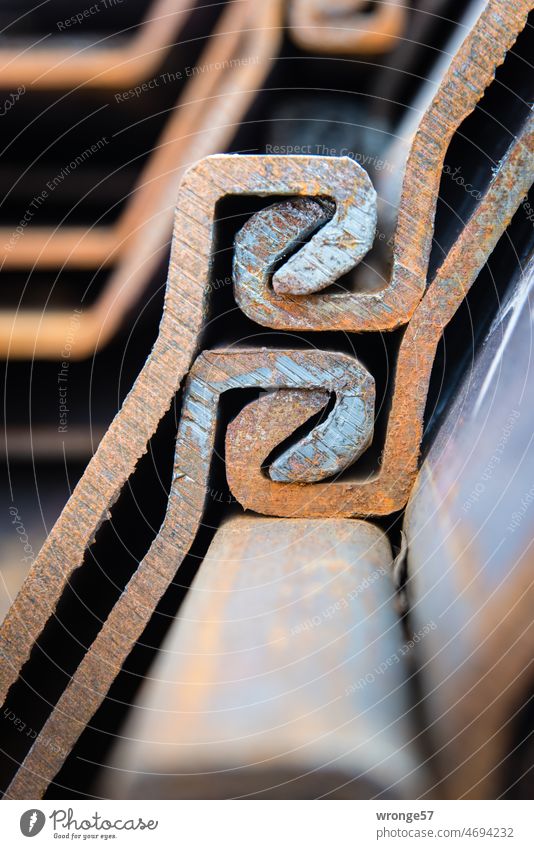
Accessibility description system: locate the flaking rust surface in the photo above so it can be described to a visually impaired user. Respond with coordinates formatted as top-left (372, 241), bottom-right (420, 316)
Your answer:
top-left (1, 0), bottom-right (532, 799)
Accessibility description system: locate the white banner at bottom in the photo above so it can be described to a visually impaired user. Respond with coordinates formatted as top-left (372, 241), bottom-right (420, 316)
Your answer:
top-left (1, 799), bottom-right (532, 848)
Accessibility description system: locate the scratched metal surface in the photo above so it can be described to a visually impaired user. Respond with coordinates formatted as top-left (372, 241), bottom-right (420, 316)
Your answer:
top-left (184, 349), bottom-right (375, 483)
top-left (0, 0), bottom-right (532, 801)
top-left (405, 253), bottom-right (534, 799)
top-left (101, 516), bottom-right (426, 799)
top-left (2, 3), bottom-right (529, 692)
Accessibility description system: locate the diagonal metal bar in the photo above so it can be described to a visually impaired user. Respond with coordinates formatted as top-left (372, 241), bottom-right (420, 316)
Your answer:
top-left (3, 348), bottom-right (373, 799)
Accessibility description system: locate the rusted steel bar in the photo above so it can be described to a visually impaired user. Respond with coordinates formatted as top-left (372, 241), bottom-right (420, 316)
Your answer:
top-left (0, 0), bottom-right (192, 90)
top-left (100, 516), bottom-right (425, 799)
top-left (377, 0), bottom-right (489, 228)
top-left (404, 252), bottom-right (534, 800)
top-left (288, 0), bottom-right (407, 55)
top-left (227, 112), bottom-right (534, 517)
top-left (0, 0), bottom-right (282, 359)
top-left (0, 153), bottom-right (368, 711)
top-left (3, 349), bottom-right (373, 798)
top-left (240, 0), bottom-right (531, 315)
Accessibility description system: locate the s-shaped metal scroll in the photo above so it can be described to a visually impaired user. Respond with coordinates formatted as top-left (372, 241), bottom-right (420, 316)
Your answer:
top-left (228, 114), bottom-right (534, 516)
top-left (5, 349), bottom-right (374, 799)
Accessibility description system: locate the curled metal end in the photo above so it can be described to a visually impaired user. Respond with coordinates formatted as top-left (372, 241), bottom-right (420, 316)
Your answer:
top-left (269, 388), bottom-right (374, 483)
top-left (271, 157), bottom-right (377, 296)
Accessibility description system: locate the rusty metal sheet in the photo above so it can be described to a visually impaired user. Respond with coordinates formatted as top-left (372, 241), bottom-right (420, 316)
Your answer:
top-left (404, 252), bottom-right (534, 800)
top-left (289, 0), bottom-right (407, 55)
top-left (227, 112), bottom-right (534, 516)
top-left (100, 516), bottom-right (426, 799)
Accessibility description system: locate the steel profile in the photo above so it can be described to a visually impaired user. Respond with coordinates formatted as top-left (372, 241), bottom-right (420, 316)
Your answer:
top-left (1, 0), bottom-right (527, 360)
top-left (3, 348), bottom-right (373, 798)
top-left (226, 113), bottom-right (534, 517)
